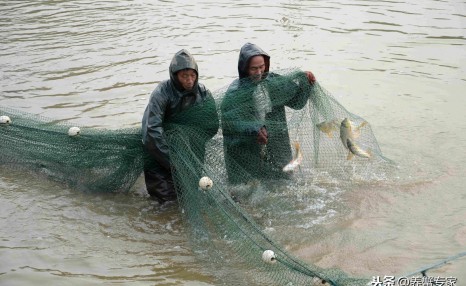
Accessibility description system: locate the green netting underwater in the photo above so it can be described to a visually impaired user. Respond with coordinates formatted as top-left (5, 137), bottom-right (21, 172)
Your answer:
top-left (1, 69), bottom-right (398, 285)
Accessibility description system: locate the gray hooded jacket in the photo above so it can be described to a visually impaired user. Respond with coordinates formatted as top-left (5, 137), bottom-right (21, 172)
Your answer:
top-left (142, 49), bottom-right (218, 171)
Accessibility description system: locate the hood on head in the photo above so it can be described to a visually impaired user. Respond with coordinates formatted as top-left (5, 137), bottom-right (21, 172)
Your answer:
top-left (169, 49), bottom-right (199, 91)
top-left (237, 42), bottom-right (270, 79)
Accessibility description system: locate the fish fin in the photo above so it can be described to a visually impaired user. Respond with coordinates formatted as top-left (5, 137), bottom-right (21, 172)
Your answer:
top-left (347, 151), bottom-right (354, 160)
top-left (354, 121), bottom-right (368, 137)
top-left (316, 124), bottom-right (326, 133)
top-left (354, 121), bottom-right (366, 130)
top-left (367, 149), bottom-right (373, 159)
top-left (350, 121), bottom-right (365, 138)
top-left (293, 142), bottom-right (301, 158)
top-left (282, 160), bottom-right (295, 172)
top-left (326, 132), bottom-right (333, 138)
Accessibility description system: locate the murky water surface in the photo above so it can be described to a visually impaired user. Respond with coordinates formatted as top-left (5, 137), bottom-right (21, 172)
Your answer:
top-left (1, 0), bottom-right (465, 285)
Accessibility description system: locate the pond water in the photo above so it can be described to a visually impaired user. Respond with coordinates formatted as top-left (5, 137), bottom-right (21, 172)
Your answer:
top-left (1, 0), bottom-right (465, 285)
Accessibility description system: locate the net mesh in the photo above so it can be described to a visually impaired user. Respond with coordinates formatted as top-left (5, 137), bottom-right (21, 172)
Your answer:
top-left (0, 107), bottom-right (144, 192)
top-left (0, 68), bottom-right (395, 285)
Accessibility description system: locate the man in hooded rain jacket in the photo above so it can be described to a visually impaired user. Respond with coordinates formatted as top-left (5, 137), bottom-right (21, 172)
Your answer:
top-left (220, 42), bottom-right (316, 184)
top-left (142, 49), bottom-right (219, 203)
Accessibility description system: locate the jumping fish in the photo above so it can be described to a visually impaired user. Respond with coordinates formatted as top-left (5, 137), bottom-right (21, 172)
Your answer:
top-left (316, 119), bottom-right (341, 138)
top-left (346, 138), bottom-right (371, 159)
top-left (282, 141), bottom-right (303, 172)
top-left (340, 118), bottom-right (367, 146)
top-left (340, 118), bottom-right (369, 160)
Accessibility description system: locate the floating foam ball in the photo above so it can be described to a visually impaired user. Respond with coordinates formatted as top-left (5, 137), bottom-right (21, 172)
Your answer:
top-left (68, 126), bottom-right (81, 136)
top-left (0, 115), bottom-right (11, 125)
top-left (199, 176), bottom-right (213, 191)
top-left (262, 250), bottom-right (276, 264)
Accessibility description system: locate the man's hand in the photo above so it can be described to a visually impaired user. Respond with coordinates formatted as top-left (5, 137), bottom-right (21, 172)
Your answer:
top-left (305, 71), bottom-right (316, 84)
top-left (257, 127), bottom-right (268, 145)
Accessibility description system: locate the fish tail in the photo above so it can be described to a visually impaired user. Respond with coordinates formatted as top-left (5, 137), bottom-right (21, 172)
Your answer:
top-left (367, 149), bottom-right (373, 159)
top-left (357, 121), bottom-right (368, 131)
top-left (294, 141), bottom-right (300, 151)
top-left (295, 141), bottom-right (303, 158)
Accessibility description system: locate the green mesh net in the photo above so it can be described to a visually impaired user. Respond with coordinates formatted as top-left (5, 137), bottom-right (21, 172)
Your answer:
top-left (0, 107), bottom-right (144, 192)
top-left (0, 69), bottom-right (395, 285)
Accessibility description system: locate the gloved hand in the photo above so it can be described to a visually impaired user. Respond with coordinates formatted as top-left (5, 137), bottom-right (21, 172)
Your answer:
top-left (257, 127), bottom-right (268, 145)
top-left (305, 71), bottom-right (316, 84)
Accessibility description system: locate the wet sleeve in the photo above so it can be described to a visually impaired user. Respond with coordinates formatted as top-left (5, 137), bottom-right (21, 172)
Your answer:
top-left (283, 71), bottom-right (311, 110)
top-left (143, 91), bottom-right (171, 170)
top-left (203, 90), bottom-right (220, 139)
top-left (220, 87), bottom-right (261, 137)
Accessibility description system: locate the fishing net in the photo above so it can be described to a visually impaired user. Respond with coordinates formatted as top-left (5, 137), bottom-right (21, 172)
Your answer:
top-left (0, 107), bottom-right (144, 192)
top-left (0, 68), bottom-right (395, 285)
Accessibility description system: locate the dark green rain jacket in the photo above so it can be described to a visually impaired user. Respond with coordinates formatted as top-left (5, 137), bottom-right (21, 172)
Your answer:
top-left (142, 49), bottom-right (219, 178)
top-left (221, 43), bottom-right (310, 184)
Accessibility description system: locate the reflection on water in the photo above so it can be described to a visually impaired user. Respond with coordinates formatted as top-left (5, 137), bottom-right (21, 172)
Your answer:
top-left (1, 0), bottom-right (465, 285)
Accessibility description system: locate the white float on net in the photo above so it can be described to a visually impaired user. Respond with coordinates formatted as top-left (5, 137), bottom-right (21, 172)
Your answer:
top-left (199, 176), bottom-right (213, 191)
top-left (262, 250), bottom-right (277, 264)
top-left (0, 115), bottom-right (11, 125)
top-left (68, 126), bottom-right (81, 136)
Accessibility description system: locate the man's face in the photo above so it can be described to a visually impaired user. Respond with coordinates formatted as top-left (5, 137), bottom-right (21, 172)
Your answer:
top-left (247, 55), bottom-right (266, 82)
top-left (177, 69), bottom-right (197, 91)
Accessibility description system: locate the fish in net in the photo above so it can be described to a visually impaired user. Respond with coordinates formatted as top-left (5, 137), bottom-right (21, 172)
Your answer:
top-left (0, 68), bottom-right (396, 285)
